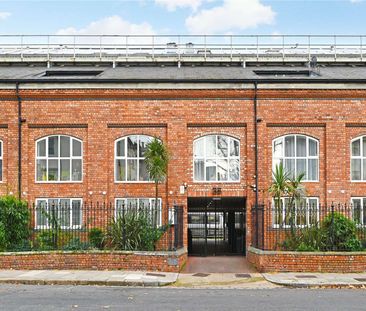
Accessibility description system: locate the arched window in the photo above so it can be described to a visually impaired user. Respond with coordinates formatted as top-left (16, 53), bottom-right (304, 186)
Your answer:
top-left (0, 140), bottom-right (2, 182)
top-left (193, 134), bottom-right (240, 182)
top-left (351, 136), bottom-right (366, 181)
top-left (36, 135), bottom-right (82, 182)
top-left (115, 135), bottom-right (155, 182)
top-left (273, 135), bottom-right (319, 181)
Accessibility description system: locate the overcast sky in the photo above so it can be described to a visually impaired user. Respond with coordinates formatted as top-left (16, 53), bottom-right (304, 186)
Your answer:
top-left (0, 0), bottom-right (364, 35)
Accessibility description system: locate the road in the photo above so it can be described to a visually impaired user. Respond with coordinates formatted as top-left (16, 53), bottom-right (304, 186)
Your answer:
top-left (0, 284), bottom-right (365, 310)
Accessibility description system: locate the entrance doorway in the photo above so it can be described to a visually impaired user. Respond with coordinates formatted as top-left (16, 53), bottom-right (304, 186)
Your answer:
top-left (187, 197), bottom-right (246, 256)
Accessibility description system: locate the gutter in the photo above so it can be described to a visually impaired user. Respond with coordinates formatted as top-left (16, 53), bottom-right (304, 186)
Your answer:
top-left (15, 82), bottom-right (23, 199)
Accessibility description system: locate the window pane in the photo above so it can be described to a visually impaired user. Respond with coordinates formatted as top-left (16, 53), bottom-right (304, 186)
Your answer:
top-left (363, 137), bottom-right (366, 157)
top-left (351, 159), bottom-right (361, 180)
top-left (217, 135), bottom-right (228, 157)
top-left (48, 136), bottom-right (58, 157)
top-left (59, 199), bottom-right (70, 227)
top-left (308, 159), bottom-right (318, 181)
top-left (285, 136), bottom-right (295, 157)
top-left (116, 159), bottom-right (125, 181)
top-left (217, 159), bottom-right (228, 181)
top-left (206, 160), bottom-right (216, 181)
top-left (194, 139), bottom-right (204, 157)
top-left (352, 139), bottom-right (361, 156)
top-left (60, 136), bottom-right (70, 157)
top-left (284, 159), bottom-right (295, 178)
top-left (139, 199), bottom-right (149, 209)
top-left (139, 135), bottom-right (151, 157)
top-left (48, 199), bottom-right (59, 221)
top-left (353, 199), bottom-right (361, 224)
top-left (36, 159), bottom-right (47, 181)
top-left (72, 139), bottom-right (82, 157)
top-left (60, 159), bottom-right (70, 181)
top-left (194, 159), bottom-right (204, 181)
top-left (37, 139), bottom-right (46, 157)
top-left (0, 141), bottom-right (2, 157)
top-left (206, 136), bottom-right (216, 157)
top-left (36, 200), bottom-right (47, 227)
top-left (0, 159), bottom-right (2, 181)
top-left (363, 199), bottom-right (366, 225)
top-left (127, 136), bottom-right (138, 157)
top-left (273, 139), bottom-right (283, 158)
top-left (296, 136), bottom-right (306, 157)
top-left (229, 159), bottom-right (240, 181)
top-left (308, 199), bottom-right (318, 225)
top-left (72, 200), bottom-right (81, 226)
top-left (296, 159), bottom-right (306, 177)
top-left (48, 159), bottom-right (59, 181)
top-left (139, 159), bottom-right (149, 181)
top-left (127, 159), bottom-right (138, 181)
top-left (71, 159), bottom-right (82, 181)
top-left (126, 199), bottom-right (138, 209)
top-left (309, 139), bottom-right (318, 156)
top-left (116, 139), bottom-right (125, 157)
top-left (364, 159), bottom-right (366, 180)
top-left (230, 139), bottom-right (239, 157)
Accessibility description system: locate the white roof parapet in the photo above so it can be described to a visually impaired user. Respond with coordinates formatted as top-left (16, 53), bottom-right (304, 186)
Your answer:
top-left (0, 34), bottom-right (365, 64)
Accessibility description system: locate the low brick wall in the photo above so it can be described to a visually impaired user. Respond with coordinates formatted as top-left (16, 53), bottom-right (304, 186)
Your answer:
top-left (247, 247), bottom-right (366, 273)
top-left (0, 248), bottom-right (187, 272)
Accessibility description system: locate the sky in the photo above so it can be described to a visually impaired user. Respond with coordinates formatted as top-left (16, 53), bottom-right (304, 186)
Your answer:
top-left (0, 0), bottom-right (364, 36)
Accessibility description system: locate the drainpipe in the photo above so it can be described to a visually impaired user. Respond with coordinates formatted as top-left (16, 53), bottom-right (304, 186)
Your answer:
top-left (253, 81), bottom-right (259, 247)
top-left (15, 82), bottom-right (23, 199)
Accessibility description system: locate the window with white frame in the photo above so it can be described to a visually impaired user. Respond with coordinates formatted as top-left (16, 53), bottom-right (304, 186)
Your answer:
top-left (351, 197), bottom-right (366, 226)
top-left (351, 136), bottom-right (366, 181)
top-left (0, 140), bottom-right (2, 182)
top-left (272, 197), bottom-right (319, 228)
top-left (35, 198), bottom-right (82, 229)
top-left (115, 135), bottom-right (155, 182)
top-left (193, 135), bottom-right (240, 182)
top-left (115, 198), bottom-right (162, 226)
top-left (36, 135), bottom-right (82, 182)
top-left (273, 135), bottom-right (319, 181)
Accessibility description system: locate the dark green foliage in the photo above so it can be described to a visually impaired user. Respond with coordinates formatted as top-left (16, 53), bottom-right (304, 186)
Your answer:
top-left (35, 230), bottom-right (71, 250)
top-left (0, 195), bottom-right (30, 250)
top-left (321, 212), bottom-right (362, 251)
top-left (63, 238), bottom-right (90, 251)
top-left (89, 228), bottom-right (105, 249)
top-left (107, 211), bottom-right (165, 251)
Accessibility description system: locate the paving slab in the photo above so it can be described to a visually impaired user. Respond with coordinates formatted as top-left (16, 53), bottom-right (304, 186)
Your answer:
top-left (263, 272), bottom-right (366, 288)
top-left (0, 270), bottom-right (178, 287)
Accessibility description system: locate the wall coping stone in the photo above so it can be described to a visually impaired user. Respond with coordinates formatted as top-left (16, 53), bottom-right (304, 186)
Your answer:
top-left (248, 246), bottom-right (366, 256)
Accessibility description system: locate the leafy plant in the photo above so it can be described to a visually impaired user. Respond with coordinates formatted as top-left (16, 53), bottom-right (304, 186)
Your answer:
top-left (89, 228), bottom-right (105, 249)
top-left (63, 237), bottom-right (90, 251)
top-left (107, 210), bottom-right (165, 251)
top-left (0, 195), bottom-right (30, 250)
top-left (35, 230), bottom-right (71, 250)
top-left (0, 223), bottom-right (6, 251)
top-left (321, 212), bottom-right (362, 251)
top-left (144, 138), bottom-right (169, 227)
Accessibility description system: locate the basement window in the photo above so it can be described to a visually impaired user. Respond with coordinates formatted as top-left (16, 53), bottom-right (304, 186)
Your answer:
top-left (42, 70), bottom-right (103, 77)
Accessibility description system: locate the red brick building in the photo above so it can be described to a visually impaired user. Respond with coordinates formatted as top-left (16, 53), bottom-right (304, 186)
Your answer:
top-left (1, 35), bottom-right (366, 257)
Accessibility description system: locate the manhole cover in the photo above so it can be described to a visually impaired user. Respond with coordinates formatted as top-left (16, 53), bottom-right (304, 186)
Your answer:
top-left (354, 278), bottom-right (366, 282)
top-left (146, 273), bottom-right (166, 277)
top-left (295, 275), bottom-right (317, 279)
top-left (235, 274), bottom-right (251, 278)
top-left (193, 273), bottom-right (210, 277)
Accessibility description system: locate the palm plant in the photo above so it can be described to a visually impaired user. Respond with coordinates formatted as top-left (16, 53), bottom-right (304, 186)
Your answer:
top-left (144, 138), bottom-right (169, 227)
top-left (287, 172), bottom-right (306, 236)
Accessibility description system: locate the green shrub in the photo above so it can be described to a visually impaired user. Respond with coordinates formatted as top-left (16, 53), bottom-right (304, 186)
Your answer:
top-left (63, 238), bottom-right (90, 251)
top-left (35, 230), bottom-right (71, 250)
top-left (107, 211), bottom-right (165, 251)
top-left (0, 195), bottom-right (30, 250)
top-left (0, 223), bottom-right (6, 251)
top-left (89, 228), bottom-right (105, 249)
top-left (321, 212), bottom-right (362, 251)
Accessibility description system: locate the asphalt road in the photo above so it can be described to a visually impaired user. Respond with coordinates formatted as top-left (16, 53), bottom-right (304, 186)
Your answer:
top-left (0, 284), bottom-right (365, 311)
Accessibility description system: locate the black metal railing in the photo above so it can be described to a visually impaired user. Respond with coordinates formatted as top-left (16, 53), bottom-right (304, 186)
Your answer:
top-left (6, 202), bottom-right (183, 252)
top-left (252, 203), bottom-right (366, 251)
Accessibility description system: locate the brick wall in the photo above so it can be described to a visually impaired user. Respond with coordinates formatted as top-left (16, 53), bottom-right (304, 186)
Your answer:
top-left (0, 249), bottom-right (187, 272)
top-left (1, 88), bottom-right (366, 252)
top-left (247, 247), bottom-right (366, 273)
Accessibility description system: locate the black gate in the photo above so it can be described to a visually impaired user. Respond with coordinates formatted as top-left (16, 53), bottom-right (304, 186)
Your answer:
top-left (187, 197), bottom-right (246, 256)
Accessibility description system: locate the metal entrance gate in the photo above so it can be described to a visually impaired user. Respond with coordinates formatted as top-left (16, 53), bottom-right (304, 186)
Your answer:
top-left (187, 197), bottom-right (246, 256)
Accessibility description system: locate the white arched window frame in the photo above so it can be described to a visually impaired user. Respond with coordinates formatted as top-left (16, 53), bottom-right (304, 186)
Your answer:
top-left (115, 135), bottom-right (156, 182)
top-left (272, 134), bottom-right (319, 182)
top-left (193, 134), bottom-right (240, 182)
top-left (351, 136), bottom-right (366, 181)
top-left (36, 135), bottom-right (83, 182)
top-left (0, 140), bottom-right (2, 182)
